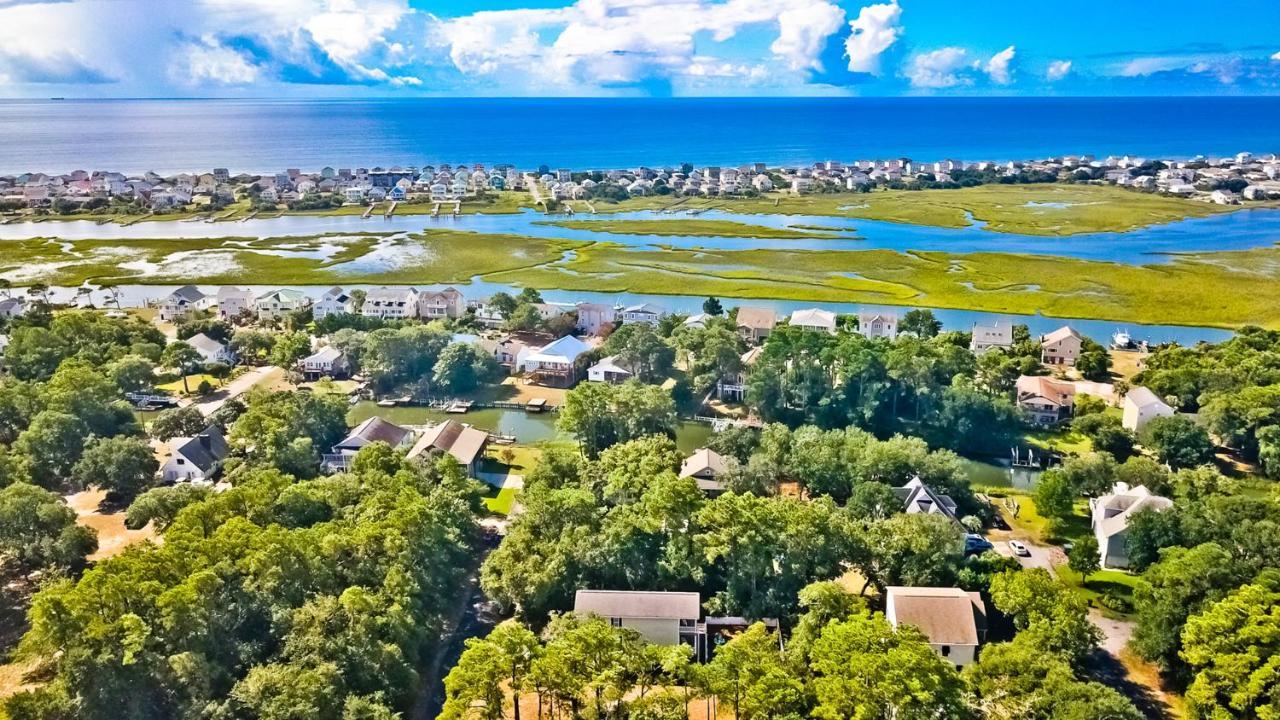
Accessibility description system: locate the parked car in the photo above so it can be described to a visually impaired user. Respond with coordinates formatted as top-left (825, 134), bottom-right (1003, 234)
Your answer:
top-left (964, 534), bottom-right (994, 555)
top-left (1008, 540), bottom-right (1030, 557)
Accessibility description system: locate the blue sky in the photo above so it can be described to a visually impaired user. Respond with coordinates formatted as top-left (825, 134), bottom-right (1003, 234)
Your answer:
top-left (0, 0), bottom-right (1277, 97)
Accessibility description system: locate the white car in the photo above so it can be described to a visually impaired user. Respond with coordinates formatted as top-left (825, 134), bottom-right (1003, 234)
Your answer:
top-left (1008, 540), bottom-right (1030, 557)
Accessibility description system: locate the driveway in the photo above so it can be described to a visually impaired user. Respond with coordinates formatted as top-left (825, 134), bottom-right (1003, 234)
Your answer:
top-left (190, 365), bottom-right (282, 415)
top-left (993, 537), bottom-right (1057, 572)
top-left (476, 471), bottom-right (524, 490)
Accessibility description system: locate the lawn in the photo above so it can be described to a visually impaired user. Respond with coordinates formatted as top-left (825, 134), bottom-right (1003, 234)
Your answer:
top-left (536, 218), bottom-right (847, 239)
top-left (1024, 427), bottom-right (1094, 455)
top-left (155, 373), bottom-right (222, 395)
top-left (983, 489), bottom-right (1091, 545)
top-left (480, 486), bottom-right (520, 515)
top-left (1057, 566), bottom-right (1141, 618)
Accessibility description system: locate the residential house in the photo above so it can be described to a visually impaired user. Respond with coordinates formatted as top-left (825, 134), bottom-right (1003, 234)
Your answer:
top-left (1015, 375), bottom-right (1079, 425)
top-left (587, 355), bottom-right (634, 384)
top-left (680, 448), bottom-right (729, 495)
top-left (0, 298), bottom-right (25, 319)
top-left (255, 289), bottom-right (310, 321)
top-left (520, 335), bottom-right (593, 386)
top-left (158, 285), bottom-right (206, 322)
top-left (682, 313), bottom-right (712, 330)
top-left (187, 333), bottom-right (234, 365)
top-left (789, 307), bottom-right (837, 334)
top-left (326, 417), bottom-right (414, 470)
top-left (362, 287), bottom-right (419, 319)
top-left (576, 302), bottom-right (617, 335)
top-left (621, 303), bottom-right (664, 325)
top-left (573, 590), bottom-right (701, 647)
top-left (970, 321), bottom-right (1014, 353)
top-left (1121, 387), bottom-right (1175, 433)
top-left (299, 346), bottom-right (351, 380)
top-left (160, 426), bottom-right (229, 484)
top-left (858, 311), bottom-right (898, 340)
top-left (1210, 189), bottom-right (1240, 205)
top-left (716, 346), bottom-right (761, 402)
top-left (418, 287), bottom-right (466, 319)
top-left (407, 420), bottom-right (490, 477)
top-left (885, 587), bottom-right (987, 668)
top-left (215, 286), bottom-right (255, 321)
top-left (893, 476), bottom-right (959, 523)
top-left (313, 287), bottom-right (355, 320)
top-left (1040, 326), bottom-right (1083, 366)
top-left (735, 306), bottom-right (777, 344)
top-left (1092, 483), bottom-right (1173, 569)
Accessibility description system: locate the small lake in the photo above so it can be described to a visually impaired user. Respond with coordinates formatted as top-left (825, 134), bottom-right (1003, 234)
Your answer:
top-left (958, 458), bottom-right (1042, 490)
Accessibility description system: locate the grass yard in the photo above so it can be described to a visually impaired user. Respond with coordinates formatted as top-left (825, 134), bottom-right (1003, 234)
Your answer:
top-left (1057, 566), bottom-right (1141, 618)
top-left (1024, 427), bottom-right (1094, 455)
top-left (155, 373), bottom-right (222, 395)
top-left (480, 486), bottom-right (520, 515)
top-left (536, 218), bottom-right (847, 239)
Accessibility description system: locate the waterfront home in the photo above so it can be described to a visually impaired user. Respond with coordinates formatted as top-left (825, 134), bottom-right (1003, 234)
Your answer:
top-left (1121, 387), bottom-right (1175, 433)
top-left (587, 355), bottom-right (634, 384)
top-left (520, 335), bottom-right (592, 386)
top-left (970, 321), bottom-right (1014, 353)
top-left (621, 303), bottom-right (664, 325)
top-left (1210, 189), bottom-right (1240, 205)
top-left (716, 346), bottom-right (761, 402)
top-left (407, 420), bottom-right (490, 477)
top-left (160, 426), bottom-right (229, 485)
top-left (362, 287), bottom-right (419, 319)
top-left (885, 587), bottom-right (987, 668)
top-left (858, 311), bottom-right (898, 340)
top-left (1092, 483), bottom-right (1173, 569)
top-left (255, 289), bottom-right (310, 321)
top-left (1015, 375), bottom-right (1079, 425)
top-left (682, 313), bottom-right (712, 330)
top-left (158, 286), bottom-right (206, 322)
top-left (573, 590), bottom-right (702, 647)
top-left (417, 287), bottom-right (466, 319)
top-left (735, 306), bottom-right (777, 343)
top-left (0, 297), bottom-right (26, 319)
top-left (187, 333), bottom-right (234, 365)
top-left (576, 302), bottom-right (617, 336)
top-left (789, 308), bottom-right (837, 334)
top-left (215, 287), bottom-right (255, 321)
top-left (326, 417), bottom-right (414, 471)
top-left (299, 346), bottom-right (350, 380)
top-left (680, 448), bottom-right (729, 495)
top-left (313, 287), bottom-right (355, 320)
top-left (1040, 326), bottom-right (1083, 366)
top-left (894, 476), bottom-right (960, 524)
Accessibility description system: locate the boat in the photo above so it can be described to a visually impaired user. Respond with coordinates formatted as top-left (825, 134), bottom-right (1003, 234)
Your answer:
top-left (1111, 329), bottom-right (1134, 350)
top-left (376, 399), bottom-right (398, 407)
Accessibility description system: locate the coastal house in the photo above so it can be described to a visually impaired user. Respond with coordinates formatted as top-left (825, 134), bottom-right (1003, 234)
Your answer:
top-left (1210, 189), bottom-right (1240, 205)
top-left (362, 287), bottom-right (419, 319)
top-left (299, 346), bottom-right (351, 380)
top-left (576, 302), bottom-right (617, 336)
top-left (158, 285), bottom-right (206, 322)
top-left (215, 287), bottom-right (255, 321)
top-left (621, 303), bottom-right (664, 325)
top-left (680, 448), bottom-right (729, 495)
top-left (970, 321), bottom-right (1014, 353)
top-left (1121, 387), bottom-right (1175, 433)
top-left (1040, 326), bottom-right (1083, 366)
top-left (682, 313), bottom-right (712, 330)
top-left (1015, 375), bottom-right (1079, 425)
top-left (326, 417), bottom-right (414, 471)
top-left (573, 590), bottom-right (702, 647)
top-left (186, 333), bottom-right (234, 365)
top-left (160, 426), bottom-right (229, 485)
top-left (735, 306), bottom-right (777, 344)
top-left (587, 355), bottom-right (634, 384)
top-left (407, 420), bottom-right (490, 477)
top-left (520, 335), bottom-right (593, 386)
top-left (858, 311), bottom-right (899, 340)
top-left (789, 308), bottom-right (837, 335)
top-left (716, 346), bottom-right (761, 402)
top-left (0, 298), bottom-right (26, 319)
top-left (313, 287), bottom-right (355, 320)
top-left (418, 287), bottom-right (466, 319)
top-left (885, 587), bottom-right (987, 668)
top-left (255, 289), bottom-right (310, 321)
top-left (1091, 483), bottom-right (1173, 569)
top-left (893, 476), bottom-right (960, 524)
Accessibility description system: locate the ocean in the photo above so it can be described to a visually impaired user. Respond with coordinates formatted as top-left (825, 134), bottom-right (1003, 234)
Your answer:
top-left (1, 97), bottom-right (1278, 175)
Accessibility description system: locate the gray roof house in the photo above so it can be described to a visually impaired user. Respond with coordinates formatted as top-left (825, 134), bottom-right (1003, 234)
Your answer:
top-left (574, 590), bottom-right (702, 646)
top-left (161, 426), bottom-right (229, 484)
top-left (893, 476), bottom-right (960, 523)
top-left (886, 586), bottom-right (987, 668)
top-left (680, 448), bottom-right (729, 495)
top-left (1091, 483), bottom-right (1173, 569)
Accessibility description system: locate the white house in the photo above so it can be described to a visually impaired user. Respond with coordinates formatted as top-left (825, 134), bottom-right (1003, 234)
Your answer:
top-left (255, 289), bottom-right (310, 321)
top-left (970, 321), bottom-right (1014, 353)
top-left (1122, 387), bottom-right (1175, 433)
top-left (520, 335), bottom-right (593, 386)
top-left (313, 287), bottom-right (355, 320)
top-left (0, 298), bottom-right (26, 319)
top-left (587, 355), bottom-right (633, 384)
top-left (1040, 326), bottom-right (1083, 366)
top-left (576, 302), bottom-right (617, 336)
top-left (160, 426), bottom-right (229, 484)
top-left (362, 287), bottom-right (419, 319)
top-left (1091, 483), bottom-right (1173, 569)
top-left (893, 476), bottom-right (959, 523)
top-left (789, 308), bottom-right (837, 334)
top-left (158, 285), bottom-right (206, 322)
top-left (186, 333), bottom-right (234, 365)
top-left (680, 448), bottom-right (729, 495)
top-left (573, 590), bottom-right (702, 647)
top-left (621, 303), bottom-right (664, 325)
top-left (682, 313), bottom-right (712, 330)
top-left (858, 311), bottom-right (898, 340)
top-left (418, 287), bottom-right (466, 319)
top-left (215, 287), bottom-right (255, 321)
top-left (885, 587), bottom-right (987, 668)
top-left (299, 346), bottom-right (351, 379)
top-left (1210, 189), bottom-right (1240, 205)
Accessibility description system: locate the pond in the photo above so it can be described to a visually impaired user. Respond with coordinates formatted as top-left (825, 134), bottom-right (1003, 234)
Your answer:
top-left (959, 458), bottom-right (1043, 490)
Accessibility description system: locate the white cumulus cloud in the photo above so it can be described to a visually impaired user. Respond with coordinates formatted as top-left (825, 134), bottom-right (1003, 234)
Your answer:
top-left (175, 37), bottom-right (260, 86)
top-left (1046, 59), bottom-right (1072, 81)
top-left (843, 0), bottom-right (901, 75)
top-left (984, 45), bottom-right (1015, 84)
top-left (773, 1), bottom-right (846, 72)
top-left (905, 47), bottom-right (971, 89)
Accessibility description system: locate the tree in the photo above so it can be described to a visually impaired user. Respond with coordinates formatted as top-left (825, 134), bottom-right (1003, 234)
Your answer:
top-left (900, 309), bottom-right (942, 338)
top-left (604, 323), bottom-right (675, 382)
top-left (269, 331), bottom-right (312, 367)
top-left (699, 623), bottom-right (803, 720)
top-left (489, 292), bottom-right (518, 318)
top-left (0, 482), bottom-right (97, 570)
top-left (1140, 415), bottom-right (1215, 469)
top-left (432, 343), bottom-right (501, 394)
top-left (861, 513), bottom-right (964, 590)
top-left (149, 405), bottom-right (209, 440)
top-left (108, 355), bottom-right (156, 394)
top-left (1180, 571), bottom-right (1280, 720)
top-left (71, 435), bottom-right (159, 500)
top-left (1256, 424), bottom-right (1280, 479)
top-left (703, 296), bottom-right (724, 316)
top-left (1067, 535), bottom-right (1100, 580)
top-left (1033, 469), bottom-right (1078, 523)
top-left (503, 304), bottom-right (542, 332)
top-left (161, 341), bottom-right (203, 394)
top-left (965, 640), bottom-right (1143, 720)
top-left (124, 483), bottom-right (212, 530)
top-left (14, 411), bottom-right (89, 488)
top-left (558, 380), bottom-right (676, 458)
top-left (230, 329), bottom-right (276, 364)
top-left (989, 568), bottom-right (1101, 665)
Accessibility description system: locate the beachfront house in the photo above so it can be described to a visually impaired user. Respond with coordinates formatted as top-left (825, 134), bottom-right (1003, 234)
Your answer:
top-left (1040, 326), bottom-right (1083, 366)
top-left (858, 311), bottom-right (899, 340)
top-left (215, 287), bottom-right (255, 321)
top-left (587, 355), bottom-right (634, 384)
top-left (970, 321), bottom-right (1014, 353)
top-left (680, 448), bottom-right (729, 495)
top-left (326, 417), bottom-right (414, 471)
top-left (299, 346), bottom-right (351, 380)
top-left (573, 590), bottom-right (702, 647)
top-left (1092, 483), bottom-right (1173, 569)
top-left (187, 333), bottom-right (234, 366)
top-left (1122, 387), bottom-right (1175, 433)
top-left (885, 587), bottom-right (987, 668)
top-left (735, 306), bottom-right (777, 344)
top-left (418, 287), bottom-right (466, 319)
top-left (621, 303), bottom-right (665, 325)
top-left (362, 287), bottom-right (419, 319)
top-left (158, 285), bottom-right (206, 322)
top-left (313, 287), bottom-right (355, 320)
top-left (576, 302), bottom-right (617, 336)
top-left (255, 289), bottom-right (310, 321)
top-left (160, 426), bottom-right (229, 485)
top-left (789, 308), bottom-right (837, 334)
top-left (520, 335), bottom-right (593, 387)
top-left (407, 420), bottom-right (490, 477)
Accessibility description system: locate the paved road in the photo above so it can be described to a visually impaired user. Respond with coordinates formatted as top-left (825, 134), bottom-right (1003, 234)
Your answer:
top-left (993, 537), bottom-right (1057, 572)
top-left (190, 366), bottom-right (282, 415)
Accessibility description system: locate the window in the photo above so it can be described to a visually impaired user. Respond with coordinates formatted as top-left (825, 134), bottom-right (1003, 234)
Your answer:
top-left (940, 645), bottom-right (951, 657)
top-left (610, 617), bottom-right (623, 628)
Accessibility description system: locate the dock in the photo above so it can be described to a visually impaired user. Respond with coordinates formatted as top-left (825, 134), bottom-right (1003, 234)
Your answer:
top-left (384, 201), bottom-right (398, 218)
top-left (445, 400), bottom-right (474, 414)
top-left (361, 204), bottom-right (375, 219)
